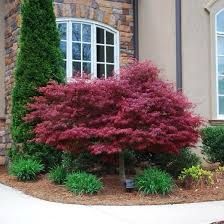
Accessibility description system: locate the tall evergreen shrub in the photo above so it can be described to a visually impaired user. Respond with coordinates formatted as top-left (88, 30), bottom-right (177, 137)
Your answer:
top-left (12, 0), bottom-right (64, 144)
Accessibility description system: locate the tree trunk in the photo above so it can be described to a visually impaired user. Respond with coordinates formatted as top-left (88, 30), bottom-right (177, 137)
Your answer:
top-left (119, 151), bottom-right (126, 183)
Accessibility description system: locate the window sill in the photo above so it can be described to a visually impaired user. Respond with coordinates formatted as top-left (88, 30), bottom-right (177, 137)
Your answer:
top-left (209, 119), bottom-right (224, 126)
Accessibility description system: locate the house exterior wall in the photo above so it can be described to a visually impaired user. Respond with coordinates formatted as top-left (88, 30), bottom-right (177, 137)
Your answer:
top-left (181, 0), bottom-right (211, 120)
top-left (138, 0), bottom-right (177, 83)
top-left (138, 0), bottom-right (214, 121)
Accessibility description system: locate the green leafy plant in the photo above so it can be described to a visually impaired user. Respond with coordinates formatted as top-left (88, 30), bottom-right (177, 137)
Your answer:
top-left (201, 126), bottom-right (224, 165)
top-left (65, 172), bottom-right (103, 195)
top-left (135, 168), bottom-right (174, 195)
top-left (11, 0), bottom-right (64, 169)
top-left (178, 166), bottom-right (213, 188)
top-left (154, 148), bottom-right (201, 177)
top-left (48, 166), bottom-right (67, 185)
top-left (9, 158), bottom-right (44, 181)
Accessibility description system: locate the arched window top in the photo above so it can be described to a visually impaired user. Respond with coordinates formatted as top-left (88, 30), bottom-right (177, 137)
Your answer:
top-left (56, 18), bottom-right (120, 80)
top-left (216, 9), bottom-right (224, 32)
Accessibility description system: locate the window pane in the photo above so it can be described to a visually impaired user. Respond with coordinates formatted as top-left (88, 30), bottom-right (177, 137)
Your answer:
top-left (107, 65), bottom-right (114, 77)
top-left (219, 96), bottom-right (224, 115)
top-left (83, 62), bottom-right (91, 74)
top-left (106, 46), bottom-right (114, 63)
top-left (83, 24), bottom-right (91, 43)
top-left (219, 76), bottom-right (224, 95)
top-left (97, 46), bottom-right (105, 62)
top-left (73, 62), bottom-right (81, 76)
top-left (72, 23), bottom-right (81, 41)
top-left (218, 56), bottom-right (224, 75)
top-left (83, 44), bottom-right (91, 61)
top-left (72, 43), bottom-right (81, 60)
top-left (58, 23), bottom-right (67, 40)
top-left (97, 28), bottom-right (104, 44)
top-left (97, 64), bottom-right (105, 78)
top-left (106, 31), bottom-right (114, 45)
top-left (217, 12), bottom-right (224, 32)
top-left (60, 41), bottom-right (66, 59)
top-left (218, 36), bottom-right (224, 55)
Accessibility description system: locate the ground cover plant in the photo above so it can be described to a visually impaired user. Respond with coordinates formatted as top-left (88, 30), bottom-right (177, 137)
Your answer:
top-left (9, 158), bottom-right (44, 181)
top-left (48, 165), bottom-right (67, 185)
top-left (135, 168), bottom-right (174, 195)
top-left (25, 60), bottom-right (202, 182)
top-left (178, 166), bottom-right (213, 189)
top-left (65, 172), bottom-right (103, 195)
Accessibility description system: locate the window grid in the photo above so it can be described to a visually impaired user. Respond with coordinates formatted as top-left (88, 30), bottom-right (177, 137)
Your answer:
top-left (57, 19), bottom-right (119, 81)
top-left (216, 12), bottom-right (224, 118)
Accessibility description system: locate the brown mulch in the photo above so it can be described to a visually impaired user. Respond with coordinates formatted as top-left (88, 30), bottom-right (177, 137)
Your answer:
top-left (0, 166), bottom-right (224, 206)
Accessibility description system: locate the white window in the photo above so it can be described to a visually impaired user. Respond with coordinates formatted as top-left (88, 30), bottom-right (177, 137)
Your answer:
top-left (216, 10), bottom-right (224, 118)
top-left (57, 19), bottom-right (120, 80)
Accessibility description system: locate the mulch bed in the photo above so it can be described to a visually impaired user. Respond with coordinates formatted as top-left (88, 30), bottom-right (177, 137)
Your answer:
top-left (0, 166), bottom-right (224, 206)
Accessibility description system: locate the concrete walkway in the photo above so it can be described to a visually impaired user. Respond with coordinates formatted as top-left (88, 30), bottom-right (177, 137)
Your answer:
top-left (0, 183), bottom-right (224, 224)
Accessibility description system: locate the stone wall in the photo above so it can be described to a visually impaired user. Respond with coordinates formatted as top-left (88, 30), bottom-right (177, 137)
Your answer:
top-left (0, 118), bottom-right (6, 165)
top-left (54, 0), bottom-right (134, 65)
top-left (4, 0), bottom-right (21, 156)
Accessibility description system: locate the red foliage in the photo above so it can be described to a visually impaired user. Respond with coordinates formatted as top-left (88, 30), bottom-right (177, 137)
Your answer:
top-left (25, 61), bottom-right (202, 155)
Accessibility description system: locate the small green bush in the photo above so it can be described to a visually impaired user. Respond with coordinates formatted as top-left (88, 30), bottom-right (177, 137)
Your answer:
top-left (48, 166), bottom-right (67, 185)
top-left (178, 166), bottom-right (213, 188)
top-left (65, 172), bottom-right (103, 195)
top-left (135, 168), bottom-right (174, 195)
top-left (154, 148), bottom-right (201, 177)
top-left (9, 158), bottom-right (44, 181)
top-left (201, 126), bottom-right (224, 165)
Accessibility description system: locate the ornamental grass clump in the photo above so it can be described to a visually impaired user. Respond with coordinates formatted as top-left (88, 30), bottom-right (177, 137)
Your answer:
top-left (135, 168), bottom-right (174, 195)
top-left (65, 172), bottom-right (103, 195)
top-left (9, 158), bottom-right (44, 181)
top-left (178, 166), bottom-right (213, 189)
top-left (48, 165), bottom-right (67, 185)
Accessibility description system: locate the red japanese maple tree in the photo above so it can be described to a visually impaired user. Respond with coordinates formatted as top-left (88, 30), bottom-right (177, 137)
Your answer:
top-left (25, 61), bottom-right (202, 180)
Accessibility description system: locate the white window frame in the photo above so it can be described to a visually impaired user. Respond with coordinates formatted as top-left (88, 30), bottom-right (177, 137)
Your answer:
top-left (215, 9), bottom-right (224, 119)
top-left (57, 18), bottom-right (120, 81)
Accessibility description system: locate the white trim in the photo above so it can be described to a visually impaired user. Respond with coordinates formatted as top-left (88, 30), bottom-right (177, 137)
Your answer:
top-left (57, 18), bottom-right (120, 81)
top-left (215, 9), bottom-right (224, 118)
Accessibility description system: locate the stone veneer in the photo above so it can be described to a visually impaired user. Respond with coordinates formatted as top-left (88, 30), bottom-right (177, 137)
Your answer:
top-left (54, 0), bottom-right (134, 65)
top-left (1, 0), bottom-right (134, 163)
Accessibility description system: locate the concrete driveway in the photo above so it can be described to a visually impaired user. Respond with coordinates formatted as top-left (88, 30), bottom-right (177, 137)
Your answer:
top-left (0, 183), bottom-right (224, 224)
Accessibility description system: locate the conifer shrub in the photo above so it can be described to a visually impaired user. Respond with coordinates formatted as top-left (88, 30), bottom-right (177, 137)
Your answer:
top-left (201, 126), bottom-right (224, 165)
top-left (11, 0), bottom-right (64, 167)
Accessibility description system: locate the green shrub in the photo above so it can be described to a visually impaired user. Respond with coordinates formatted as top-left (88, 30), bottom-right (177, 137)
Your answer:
top-left (11, 0), bottom-right (64, 170)
top-left (65, 172), bottom-right (103, 195)
top-left (8, 144), bottom-right (62, 172)
top-left (135, 168), bottom-right (174, 195)
top-left (48, 166), bottom-right (67, 185)
top-left (154, 148), bottom-right (201, 177)
top-left (178, 166), bottom-right (213, 188)
top-left (9, 158), bottom-right (44, 181)
top-left (201, 126), bottom-right (224, 165)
